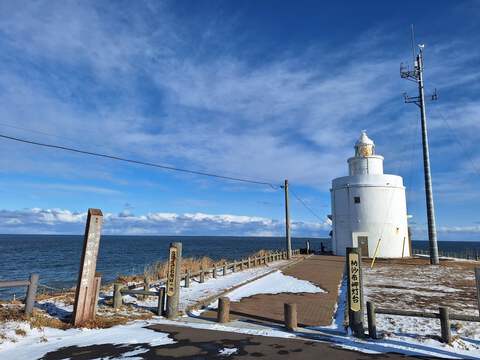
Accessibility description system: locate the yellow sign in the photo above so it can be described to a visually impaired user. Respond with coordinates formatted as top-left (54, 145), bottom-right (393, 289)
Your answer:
top-left (348, 253), bottom-right (361, 312)
top-left (167, 247), bottom-right (178, 296)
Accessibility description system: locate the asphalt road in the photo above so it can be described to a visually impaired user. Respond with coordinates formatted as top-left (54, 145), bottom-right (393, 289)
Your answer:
top-left (40, 323), bottom-right (438, 360)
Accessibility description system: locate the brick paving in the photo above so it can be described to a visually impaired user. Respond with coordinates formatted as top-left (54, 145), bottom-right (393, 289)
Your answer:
top-left (213, 255), bottom-right (345, 327)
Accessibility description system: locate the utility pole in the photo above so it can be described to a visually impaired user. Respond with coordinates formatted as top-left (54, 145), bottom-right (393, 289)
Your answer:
top-left (401, 31), bottom-right (439, 265)
top-left (283, 179), bottom-right (292, 259)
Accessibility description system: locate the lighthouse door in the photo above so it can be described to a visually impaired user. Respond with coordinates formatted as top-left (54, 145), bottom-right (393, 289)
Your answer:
top-left (357, 236), bottom-right (369, 257)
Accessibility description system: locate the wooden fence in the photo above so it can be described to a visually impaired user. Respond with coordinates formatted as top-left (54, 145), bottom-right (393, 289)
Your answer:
top-left (0, 273), bottom-right (39, 316)
top-left (113, 248), bottom-right (301, 312)
top-left (366, 301), bottom-right (480, 343)
top-left (126, 248), bottom-right (300, 290)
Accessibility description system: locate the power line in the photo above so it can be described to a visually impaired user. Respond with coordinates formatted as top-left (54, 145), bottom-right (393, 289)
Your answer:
top-left (0, 133), bottom-right (280, 189)
top-left (288, 187), bottom-right (325, 222)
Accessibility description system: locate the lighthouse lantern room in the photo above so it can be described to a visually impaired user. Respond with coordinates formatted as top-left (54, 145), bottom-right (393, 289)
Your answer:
top-left (330, 131), bottom-right (410, 258)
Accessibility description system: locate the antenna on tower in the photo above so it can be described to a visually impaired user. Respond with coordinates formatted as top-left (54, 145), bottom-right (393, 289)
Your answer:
top-left (410, 24), bottom-right (416, 64)
top-left (400, 29), bottom-right (440, 265)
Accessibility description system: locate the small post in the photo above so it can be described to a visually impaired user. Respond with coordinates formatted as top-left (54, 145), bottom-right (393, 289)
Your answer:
top-left (439, 307), bottom-right (451, 343)
top-left (240, 259), bottom-right (244, 271)
top-left (223, 263), bottom-right (227, 276)
top-left (92, 275), bottom-right (101, 319)
top-left (199, 269), bottom-right (205, 283)
top-left (142, 277), bottom-right (150, 301)
top-left (283, 179), bottom-right (292, 259)
top-left (306, 240), bottom-right (310, 254)
top-left (346, 247), bottom-right (365, 337)
top-left (475, 268), bottom-right (480, 316)
top-left (232, 261), bottom-right (236, 272)
top-left (24, 273), bottom-right (39, 316)
top-left (166, 242), bottom-right (182, 319)
top-left (157, 287), bottom-right (166, 316)
top-left (113, 283), bottom-right (123, 309)
top-left (217, 297), bottom-right (230, 323)
top-left (247, 257), bottom-right (251, 268)
top-left (284, 303), bottom-right (297, 331)
top-left (213, 267), bottom-right (217, 279)
top-left (185, 271), bottom-right (190, 288)
top-left (366, 301), bottom-right (377, 339)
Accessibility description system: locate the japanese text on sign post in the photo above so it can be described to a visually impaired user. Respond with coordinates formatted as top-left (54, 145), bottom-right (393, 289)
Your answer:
top-left (348, 252), bottom-right (361, 312)
top-left (167, 247), bottom-right (178, 296)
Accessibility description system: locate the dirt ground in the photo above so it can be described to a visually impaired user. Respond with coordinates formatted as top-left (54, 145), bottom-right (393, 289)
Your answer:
top-left (363, 257), bottom-right (479, 314)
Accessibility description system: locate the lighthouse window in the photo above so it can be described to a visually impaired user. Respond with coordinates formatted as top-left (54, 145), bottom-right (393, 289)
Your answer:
top-left (354, 196), bottom-right (361, 204)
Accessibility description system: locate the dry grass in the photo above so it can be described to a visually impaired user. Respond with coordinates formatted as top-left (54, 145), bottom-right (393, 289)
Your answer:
top-left (0, 305), bottom-right (70, 330)
top-left (14, 328), bottom-right (26, 336)
top-left (118, 249), bottom-right (271, 284)
top-left (79, 311), bottom-right (153, 329)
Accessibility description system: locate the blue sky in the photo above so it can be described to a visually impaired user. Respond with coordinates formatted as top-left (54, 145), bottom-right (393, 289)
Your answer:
top-left (0, 0), bottom-right (479, 239)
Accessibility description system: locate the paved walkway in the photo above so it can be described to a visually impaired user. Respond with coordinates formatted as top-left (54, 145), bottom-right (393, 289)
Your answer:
top-left (204, 255), bottom-right (345, 327)
top-left (41, 323), bottom-right (435, 359)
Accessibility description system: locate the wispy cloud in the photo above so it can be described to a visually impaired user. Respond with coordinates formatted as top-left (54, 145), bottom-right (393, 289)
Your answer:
top-left (0, 208), bottom-right (331, 236)
top-left (0, 1), bottom-right (479, 234)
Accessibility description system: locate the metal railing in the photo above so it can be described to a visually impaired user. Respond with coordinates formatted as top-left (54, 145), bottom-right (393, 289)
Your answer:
top-left (413, 248), bottom-right (480, 261)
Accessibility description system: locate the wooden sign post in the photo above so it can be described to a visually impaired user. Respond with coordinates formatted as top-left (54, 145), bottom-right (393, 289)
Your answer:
top-left (346, 247), bottom-right (365, 337)
top-left (72, 209), bottom-right (103, 326)
top-left (166, 242), bottom-right (182, 319)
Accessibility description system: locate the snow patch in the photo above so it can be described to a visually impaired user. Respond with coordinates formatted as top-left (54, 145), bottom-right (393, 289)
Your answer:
top-left (211, 270), bottom-right (324, 305)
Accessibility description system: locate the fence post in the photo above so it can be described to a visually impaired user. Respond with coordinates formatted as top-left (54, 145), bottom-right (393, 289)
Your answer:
top-left (475, 268), bottom-right (480, 316)
top-left (24, 273), bottom-right (39, 316)
top-left (92, 275), bottom-right (101, 319)
top-left (113, 283), bottom-right (123, 309)
top-left (223, 263), bottom-right (227, 276)
top-left (232, 261), bottom-right (236, 273)
top-left (185, 271), bottom-right (190, 288)
top-left (166, 242), bottom-right (182, 319)
top-left (157, 287), bottom-right (165, 316)
top-left (284, 303), bottom-right (297, 331)
top-left (213, 267), bottom-right (217, 279)
top-left (439, 307), bottom-right (451, 343)
top-left (247, 257), bottom-right (251, 268)
top-left (366, 301), bottom-right (377, 339)
top-left (217, 297), bottom-right (230, 323)
top-left (141, 278), bottom-right (150, 301)
top-left (346, 247), bottom-right (365, 337)
top-left (240, 259), bottom-right (244, 271)
top-left (200, 269), bottom-right (205, 283)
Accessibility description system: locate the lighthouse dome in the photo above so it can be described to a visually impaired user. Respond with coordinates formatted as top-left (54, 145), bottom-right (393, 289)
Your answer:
top-left (355, 130), bottom-right (375, 157)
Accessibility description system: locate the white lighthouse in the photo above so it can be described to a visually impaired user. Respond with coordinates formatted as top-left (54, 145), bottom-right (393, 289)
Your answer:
top-left (330, 131), bottom-right (410, 258)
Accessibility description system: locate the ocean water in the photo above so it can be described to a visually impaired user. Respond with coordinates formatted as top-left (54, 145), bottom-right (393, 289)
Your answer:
top-left (0, 235), bottom-right (478, 299)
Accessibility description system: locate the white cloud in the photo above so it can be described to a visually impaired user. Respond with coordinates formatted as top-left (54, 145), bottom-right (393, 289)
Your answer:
top-left (0, 208), bottom-right (331, 236)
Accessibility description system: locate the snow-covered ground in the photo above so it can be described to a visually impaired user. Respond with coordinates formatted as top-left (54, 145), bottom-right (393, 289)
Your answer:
top-left (3, 256), bottom-right (479, 359)
top-left (308, 276), bottom-right (480, 359)
top-left (343, 258), bottom-right (480, 358)
top-left (0, 320), bottom-right (175, 359)
top-left (0, 259), bottom-right (307, 359)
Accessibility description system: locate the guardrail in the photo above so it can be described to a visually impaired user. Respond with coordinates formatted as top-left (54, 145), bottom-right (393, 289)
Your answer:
top-left (366, 301), bottom-right (480, 343)
top-left (0, 273), bottom-right (39, 316)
